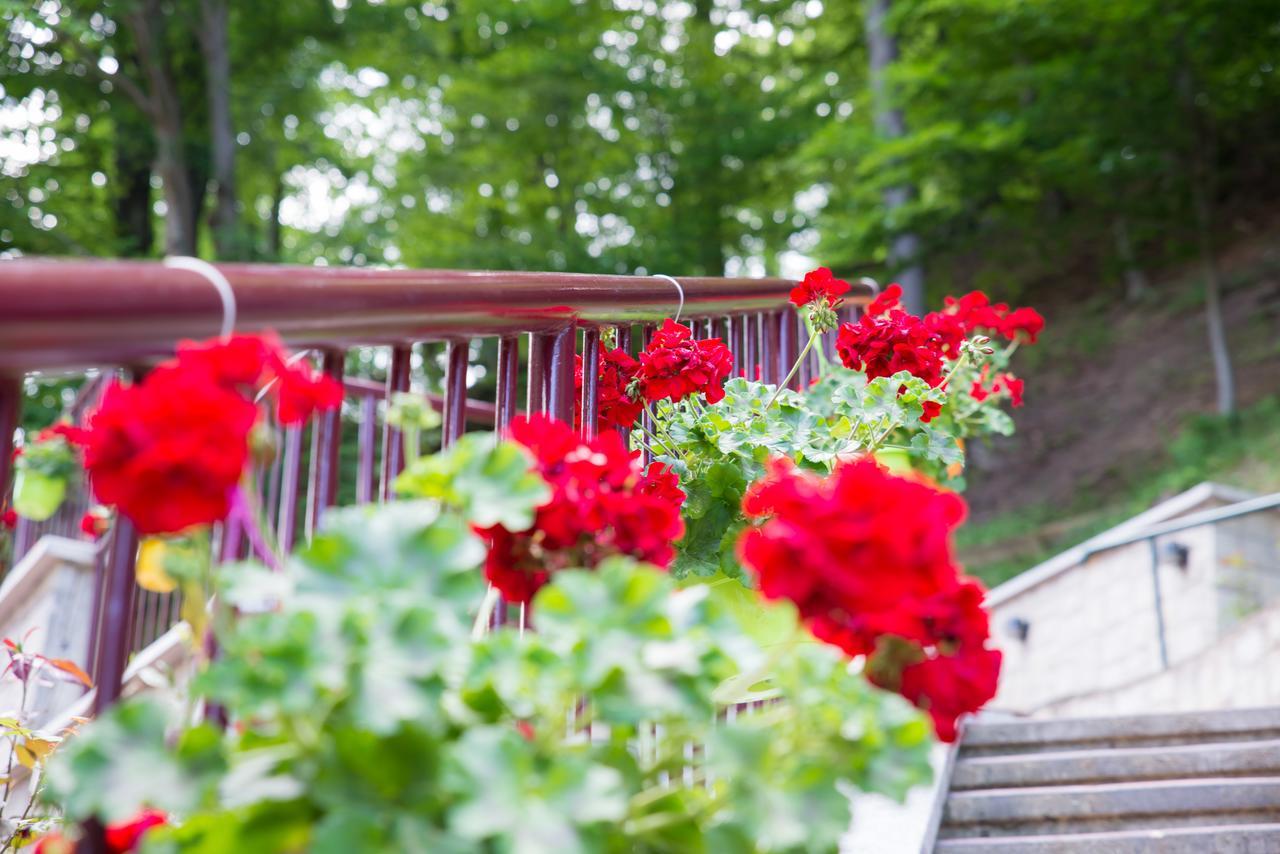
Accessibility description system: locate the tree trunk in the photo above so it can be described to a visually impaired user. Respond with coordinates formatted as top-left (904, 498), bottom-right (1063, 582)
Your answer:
top-left (198, 0), bottom-right (240, 259)
top-left (1177, 50), bottom-right (1235, 415)
top-left (269, 166), bottom-right (285, 261)
top-left (1192, 180), bottom-right (1236, 415)
top-left (865, 0), bottom-right (924, 315)
top-left (1112, 216), bottom-right (1149, 301)
top-left (125, 3), bottom-right (198, 256)
top-left (112, 114), bottom-right (155, 257)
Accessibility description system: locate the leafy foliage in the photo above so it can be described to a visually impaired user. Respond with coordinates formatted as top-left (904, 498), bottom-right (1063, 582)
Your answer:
top-left (44, 438), bottom-right (932, 853)
top-left (657, 371), bottom-right (961, 579)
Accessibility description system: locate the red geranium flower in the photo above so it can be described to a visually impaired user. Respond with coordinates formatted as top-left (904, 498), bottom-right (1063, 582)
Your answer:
top-left (178, 334), bottom-right (344, 425)
top-left (32, 809), bottom-right (167, 854)
top-left (575, 346), bottom-right (643, 432)
top-left (1000, 307), bottom-right (1045, 344)
top-left (105, 809), bottom-right (168, 852)
top-left (77, 365), bottom-right (258, 535)
top-left (636, 319), bottom-right (733, 405)
top-left (970, 367), bottom-right (1024, 407)
top-left (737, 458), bottom-right (1000, 741)
top-left (79, 509), bottom-right (109, 539)
top-left (789, 267), bottom-right (850, 308)
top-left (866, 283), bottom-right (903, 317)
top-left (835, 312), bottom-right (946, 388)
top-left (478, 416), bottom-right (686, 603)
top-left (1, 508), bottom-right (16, 530)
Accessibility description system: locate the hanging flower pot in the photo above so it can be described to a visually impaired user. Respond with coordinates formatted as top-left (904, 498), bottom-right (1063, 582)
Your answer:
top-left (12, 468), bottom-right (67, 522)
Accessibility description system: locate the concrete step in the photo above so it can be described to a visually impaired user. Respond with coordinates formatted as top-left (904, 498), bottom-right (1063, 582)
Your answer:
top-left (961, 707), bottom-right (1280, 758)
top-left (939, 777), bottom-right (1280, 839)
top-left (951, 739), bottom-right (1280, 790)
top-left (935, 823), bottom-right (1280, 853)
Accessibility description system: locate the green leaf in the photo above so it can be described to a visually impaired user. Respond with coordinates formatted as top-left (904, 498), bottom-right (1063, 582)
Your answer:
top-left (394, 433), bottom-right (549, 530)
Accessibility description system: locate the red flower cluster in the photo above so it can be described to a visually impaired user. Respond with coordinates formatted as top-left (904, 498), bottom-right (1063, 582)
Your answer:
top-left (1, 508), bottom-right (15, 530)
top-left (574, 346), bottom-right (643, 432)
top-left (79, 365), bottom-right (258, 535)
top-left (970, 366), bottom-right (1025, 407)
top-left (636, 319), bottom-right (733, 405)
top-left (870, 285), bottom-right (1045, 346)
top-left (479, 416), bottom-right (686, 603)
top-left (177, 333), bottom-right (344, 425)
top-left (737, 458), bottom-right (1000, 741)
top-left (835, 310), bottom-right (947, 388)
top-left (33, 809), bottom-right (167, 853)
top-left (76, 334), bottom-right (342, 535)
top-left (789, 267), bottom-right (850, 309)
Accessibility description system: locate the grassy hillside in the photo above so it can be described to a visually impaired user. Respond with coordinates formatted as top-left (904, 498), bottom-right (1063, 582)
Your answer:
top-left (960, 218), bottom-right (1280, 587)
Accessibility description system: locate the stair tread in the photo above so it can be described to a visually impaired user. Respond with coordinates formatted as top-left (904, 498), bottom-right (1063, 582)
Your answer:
top-left (935, 822), bottom-right (1280, 852)
top-left (944, 776), bottom-right (1280, 826)
top-left (962, 707), bottom-right (1280, 756)
top-left (951, 738), bottom-right (1280, 790)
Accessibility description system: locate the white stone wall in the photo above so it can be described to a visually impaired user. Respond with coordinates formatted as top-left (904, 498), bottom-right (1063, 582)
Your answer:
top-left (1044, 598), bottom-right (1280, 718)
top-left (985, 485), bottom-right (1280, 717)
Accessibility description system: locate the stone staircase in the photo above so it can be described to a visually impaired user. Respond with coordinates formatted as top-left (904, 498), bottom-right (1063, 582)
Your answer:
top-left (928, 707), bottom-right (1280, 852)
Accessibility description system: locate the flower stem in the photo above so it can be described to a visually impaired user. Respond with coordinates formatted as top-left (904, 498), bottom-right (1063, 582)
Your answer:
top-left (471, 585), bottom-right (501, 640)
top-left (642, 403), bottom-right (685, 462)
top-left (765, 330), bottom-right (819, 410)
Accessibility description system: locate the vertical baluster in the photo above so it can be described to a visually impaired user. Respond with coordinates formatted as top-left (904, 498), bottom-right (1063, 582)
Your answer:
top-left (527, 332), bottom-right (552, 416)
top-left (495, 336), bottom-right (519, 432)
top-left (779, 309), bottom-right (798, 390)
top-left (442, 339), bottom-right (469, 448)
top-left (617, 324), bottom-right (633, 356)
top-left (0, 375), bottom-right (20, 567)
top-left (306, 350), bottom-right (345, 539)
top-left (548, 325), bottom-right (576, 425)
top-left (580, 327), bottom-right (601, 439)
top-left (355, 395), bottom-right (377, 504)
top-left (746, 314), bottom-right (761, 382)
top-left (760, 313), bottom-right (775, 384)
top-left (90, 516), bottom-right (140, 715)
top-left (773, 312), bottom-right (793, 389)
top-left (712, 316), bottom-right (728, 343)
top-left (639, 323), bottom-right (656, 464)
top-left (728, 315), bottom-right (743, 375)
top-left (277, 424), bottom-right (304, 554)
top-left (380, 345), bottom-right (413, 500)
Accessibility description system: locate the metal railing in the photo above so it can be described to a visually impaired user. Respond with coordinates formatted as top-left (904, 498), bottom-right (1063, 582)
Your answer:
top-left (0, 257), bottom-right (875, 718)
top-left (1077, 491), bottom-right (1280, 670)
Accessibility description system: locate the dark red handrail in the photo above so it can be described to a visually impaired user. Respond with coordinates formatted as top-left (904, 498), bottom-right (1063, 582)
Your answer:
top-left (0, 259), bottom-right (847, 372)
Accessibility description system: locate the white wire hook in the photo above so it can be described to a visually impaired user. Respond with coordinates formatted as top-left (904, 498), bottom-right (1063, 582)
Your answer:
top-left (651, 274), bottom-right (685, 324)
top-left (163, 255), bottom-right (237, 339)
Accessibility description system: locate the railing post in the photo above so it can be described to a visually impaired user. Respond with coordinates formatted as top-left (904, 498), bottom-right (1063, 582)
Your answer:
top-left (380, 345), bottom-right (413, 500)
top-left (548, 325), bottom-right (576, 426)
top-left (442, 340), bottom-right (469, 448)
top-left (495, 336), bottom-right (518, 432)
top-left (306, 350), bottom-right (345, 539)
top-left (763, 311), bottom-right (782, 386)
top-left (0, 375), bottom-right (20, 520)
top-left (277, 425), bottom-right (305, 554)
top-left (90, 517), bottom-right (140, 715)
top-left (527, 332), bottom-right (552, 416)
top-left (355, 395), bottom-right (377, 504)
top-left (1147, 537), bottom-right (1171, 670)
top-left (580, 328), bottom-right (601, 439)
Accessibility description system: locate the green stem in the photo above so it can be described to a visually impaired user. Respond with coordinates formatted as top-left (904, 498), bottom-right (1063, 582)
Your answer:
top-left (403, 425), bottom-right (421, 467)
top-left (642, 403), bottom-right (686, 462)
top-left (805, 314), bottom-right (832, 375)
top-left (765, 331), bottom-right (819, 410)
top-left (471, 585), bottom-right (501, 640)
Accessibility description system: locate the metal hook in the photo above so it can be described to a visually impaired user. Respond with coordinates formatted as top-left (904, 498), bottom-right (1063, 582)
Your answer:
top-left (163, 256), bottom-right (237, 338)
top-left (651, 274), bottom-right (685, 323)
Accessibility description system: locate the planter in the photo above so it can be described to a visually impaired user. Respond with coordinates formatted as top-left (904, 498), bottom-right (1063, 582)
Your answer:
top-left (12, 470), bottom-right (67, 522)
